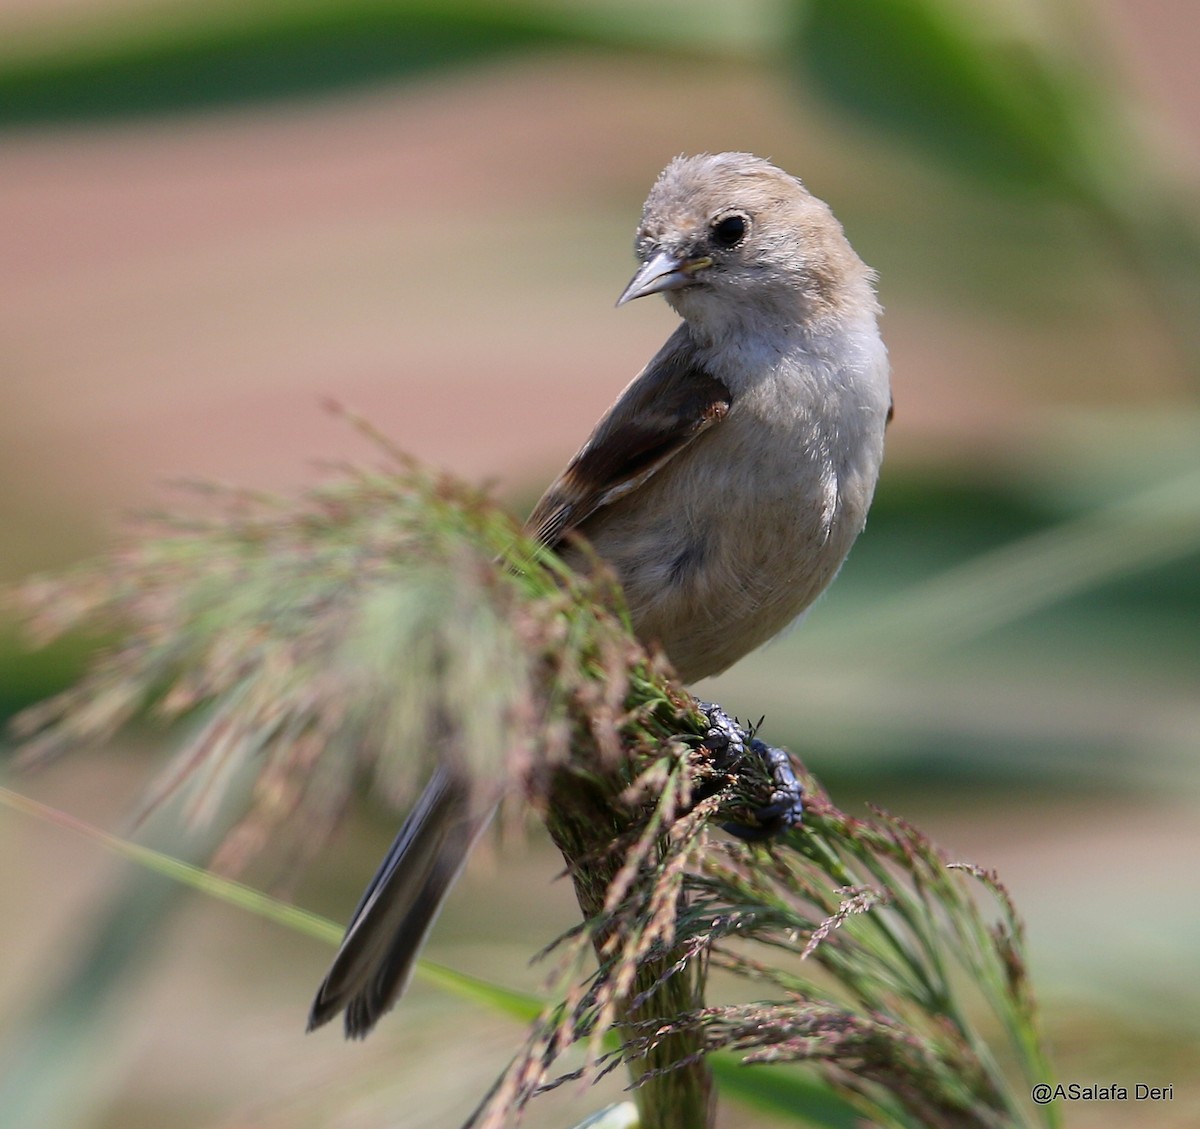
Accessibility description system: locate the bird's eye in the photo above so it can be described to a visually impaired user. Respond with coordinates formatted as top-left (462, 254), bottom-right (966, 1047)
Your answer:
top-left (710, 213), bottom-right (748, 249)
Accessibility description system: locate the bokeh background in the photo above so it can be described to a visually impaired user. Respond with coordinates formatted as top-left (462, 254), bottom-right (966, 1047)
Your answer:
top-left (1, 1), bottom-right (1198, 1127)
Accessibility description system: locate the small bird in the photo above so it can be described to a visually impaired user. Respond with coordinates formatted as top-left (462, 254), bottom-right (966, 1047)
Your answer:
top-left (308, 153), bottom-right (892, 1038)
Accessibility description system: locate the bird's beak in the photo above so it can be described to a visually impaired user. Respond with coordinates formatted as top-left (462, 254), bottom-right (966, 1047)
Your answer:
top-left (616, 250), bottom-right (713, 306)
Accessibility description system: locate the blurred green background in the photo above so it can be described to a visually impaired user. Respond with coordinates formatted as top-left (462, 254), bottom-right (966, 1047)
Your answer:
top-left (1, 1), bottom-right (1197, 1126)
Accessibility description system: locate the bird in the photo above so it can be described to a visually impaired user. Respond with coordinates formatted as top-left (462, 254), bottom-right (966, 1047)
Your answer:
top-left (308, 152), bottom-right (892, 1038)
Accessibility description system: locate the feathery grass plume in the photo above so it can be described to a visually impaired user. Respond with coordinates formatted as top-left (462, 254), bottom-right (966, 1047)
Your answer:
top-left (9, 422), bottom-right (1057, 1129)
top-left (476, 742), bottom-right (1058, 1129)
top-left (625, 774), bottom-right (1060, 1129)
top-left (11, 431), bottom-right (554, 873)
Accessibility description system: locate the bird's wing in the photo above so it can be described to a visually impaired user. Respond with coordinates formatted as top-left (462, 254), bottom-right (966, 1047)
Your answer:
top-left (525, 329), bottom-right (732, 548)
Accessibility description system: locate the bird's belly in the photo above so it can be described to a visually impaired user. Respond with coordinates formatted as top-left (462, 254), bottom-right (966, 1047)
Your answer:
top-left (574, 448), bottom-right (870, 683)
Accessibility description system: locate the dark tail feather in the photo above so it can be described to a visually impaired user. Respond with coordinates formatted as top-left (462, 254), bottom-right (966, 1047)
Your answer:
top-left (307, 766), bottom-right (484, 1039)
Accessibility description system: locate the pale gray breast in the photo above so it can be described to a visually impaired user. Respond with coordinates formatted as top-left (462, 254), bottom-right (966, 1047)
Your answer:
top-left (575, 396), bottom-right (882, 682)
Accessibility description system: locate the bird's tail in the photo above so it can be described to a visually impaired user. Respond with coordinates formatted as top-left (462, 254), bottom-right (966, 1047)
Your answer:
top-left (307, 764), bottom-right (486, 1039)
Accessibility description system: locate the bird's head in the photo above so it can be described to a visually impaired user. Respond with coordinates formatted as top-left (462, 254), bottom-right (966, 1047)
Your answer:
top-left (618, 152), bottom-right (876, 342)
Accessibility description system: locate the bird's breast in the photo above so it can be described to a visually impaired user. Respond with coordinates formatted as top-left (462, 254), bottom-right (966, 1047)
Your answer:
top-left (574, 329), bottom-right (889, 683)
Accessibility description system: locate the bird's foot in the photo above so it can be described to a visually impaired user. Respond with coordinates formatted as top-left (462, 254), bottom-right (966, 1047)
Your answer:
top-left (694, 701), bottom-right (804, 841)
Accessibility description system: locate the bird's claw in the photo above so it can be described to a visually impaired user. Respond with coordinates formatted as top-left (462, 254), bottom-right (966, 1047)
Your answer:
top-left (695, 702), bottom-right (804, 841)
top-left (727, 737), bottom-right (805, 840)
top-left (697, 701), bottom-right (747, 769)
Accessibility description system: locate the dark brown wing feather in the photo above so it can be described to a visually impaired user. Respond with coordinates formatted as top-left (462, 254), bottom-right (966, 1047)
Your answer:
top-left (526, 327), bottom-right (731, 548)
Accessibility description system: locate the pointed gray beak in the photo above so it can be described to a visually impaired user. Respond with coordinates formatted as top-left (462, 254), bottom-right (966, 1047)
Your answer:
top-left (616, 250), bottom-right (713, 307)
